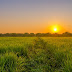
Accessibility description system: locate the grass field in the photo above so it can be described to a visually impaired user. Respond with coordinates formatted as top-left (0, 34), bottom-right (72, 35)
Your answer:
top-left (0, 37), bottom-right (72, 72)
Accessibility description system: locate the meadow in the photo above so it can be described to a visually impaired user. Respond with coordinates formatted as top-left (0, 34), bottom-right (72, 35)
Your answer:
top-left (0, 37), bottom-right (72, 72)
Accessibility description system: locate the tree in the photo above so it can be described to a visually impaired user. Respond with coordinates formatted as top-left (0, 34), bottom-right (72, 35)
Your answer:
top-left (29, 33), bottom-right (35, 37)
top-left (0, 33), bottom-right (2, 37)
top-left (62, 32), bottom-right (72, 37)
top-left (23, 33), bottom-right (30, 37)
top-left (10, 33), bottom-right (17, 37)
top-left (36, 33), bottom-right (42, 37)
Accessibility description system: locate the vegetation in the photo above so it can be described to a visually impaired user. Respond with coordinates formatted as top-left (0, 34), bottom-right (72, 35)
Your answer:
top-left (0, 32), bottom-right (72, 37)
top-left (0, 37), bottom-right (72, 72)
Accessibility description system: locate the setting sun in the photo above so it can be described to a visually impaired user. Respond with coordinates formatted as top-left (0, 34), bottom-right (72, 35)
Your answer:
top-left (54, 28), bottom-right (57, 32)
top-left (51, 25), bottom-right (59, 33)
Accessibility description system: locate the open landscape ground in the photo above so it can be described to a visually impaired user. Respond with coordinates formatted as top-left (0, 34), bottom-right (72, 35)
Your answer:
top-left (0, 37), bottom-right (72, 72)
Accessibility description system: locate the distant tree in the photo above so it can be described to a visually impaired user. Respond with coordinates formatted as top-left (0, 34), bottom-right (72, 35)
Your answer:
top-left (44, 33), bottom-right (52, 37)
top-left (52, 33), bottom-right (60, 37)
top-left (17, 33), bottom-right (23, 37)
top-left (62, 32), bottom-right (72, 37)
top-left (0, 33), bottom-right (2, 37)
top-left (4, 33), bottom-right (10, 37)
top-left (29, 33), bottom-right (35, 37)
top-left (36, 33), bottom-right (42, 37)
top-left (41, 33), bottom-right (45, 37)
top-left (23, 33), bottom-right (30, 37)
top-left (10, 33), bottom-right (17, 37)
top-left (0, 32), bottom-right (72, 37)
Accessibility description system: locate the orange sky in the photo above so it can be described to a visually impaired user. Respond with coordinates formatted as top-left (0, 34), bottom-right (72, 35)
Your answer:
top-left (0, 0), bottom-right (72, 34)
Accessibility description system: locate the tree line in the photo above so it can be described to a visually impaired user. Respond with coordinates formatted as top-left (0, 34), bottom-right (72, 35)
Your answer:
top-left (0, 32), bottom-right (72, 37)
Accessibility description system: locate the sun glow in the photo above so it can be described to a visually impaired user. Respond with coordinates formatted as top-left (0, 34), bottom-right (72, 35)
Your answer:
top-left (47, 21), bottom-right (65, 33)
top-left (54, 28), bottom-right (57, 32)
top-left (52, 26), bottom-right (59, 33)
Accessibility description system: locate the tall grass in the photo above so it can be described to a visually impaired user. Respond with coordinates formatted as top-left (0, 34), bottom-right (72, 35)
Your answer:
top-left (0, 53), bottom-right (17, 72)
top-left (0, 37), bottom-right (72, 72)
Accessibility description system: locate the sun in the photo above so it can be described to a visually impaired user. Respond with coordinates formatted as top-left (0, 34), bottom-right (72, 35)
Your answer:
top-left (53, 27), bottom-right (58, 33)
top-left (54, 28), bottom-right (57, 32)
top-left (48, 24), bottom-right (60, 33)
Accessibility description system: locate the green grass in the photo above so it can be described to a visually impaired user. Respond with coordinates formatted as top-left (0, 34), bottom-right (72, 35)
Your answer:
top-left (0, 37), bottom-right (72, 72)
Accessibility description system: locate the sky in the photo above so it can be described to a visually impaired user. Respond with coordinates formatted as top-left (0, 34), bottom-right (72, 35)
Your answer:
top-left (0, 0), bottom-right (72, 33)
